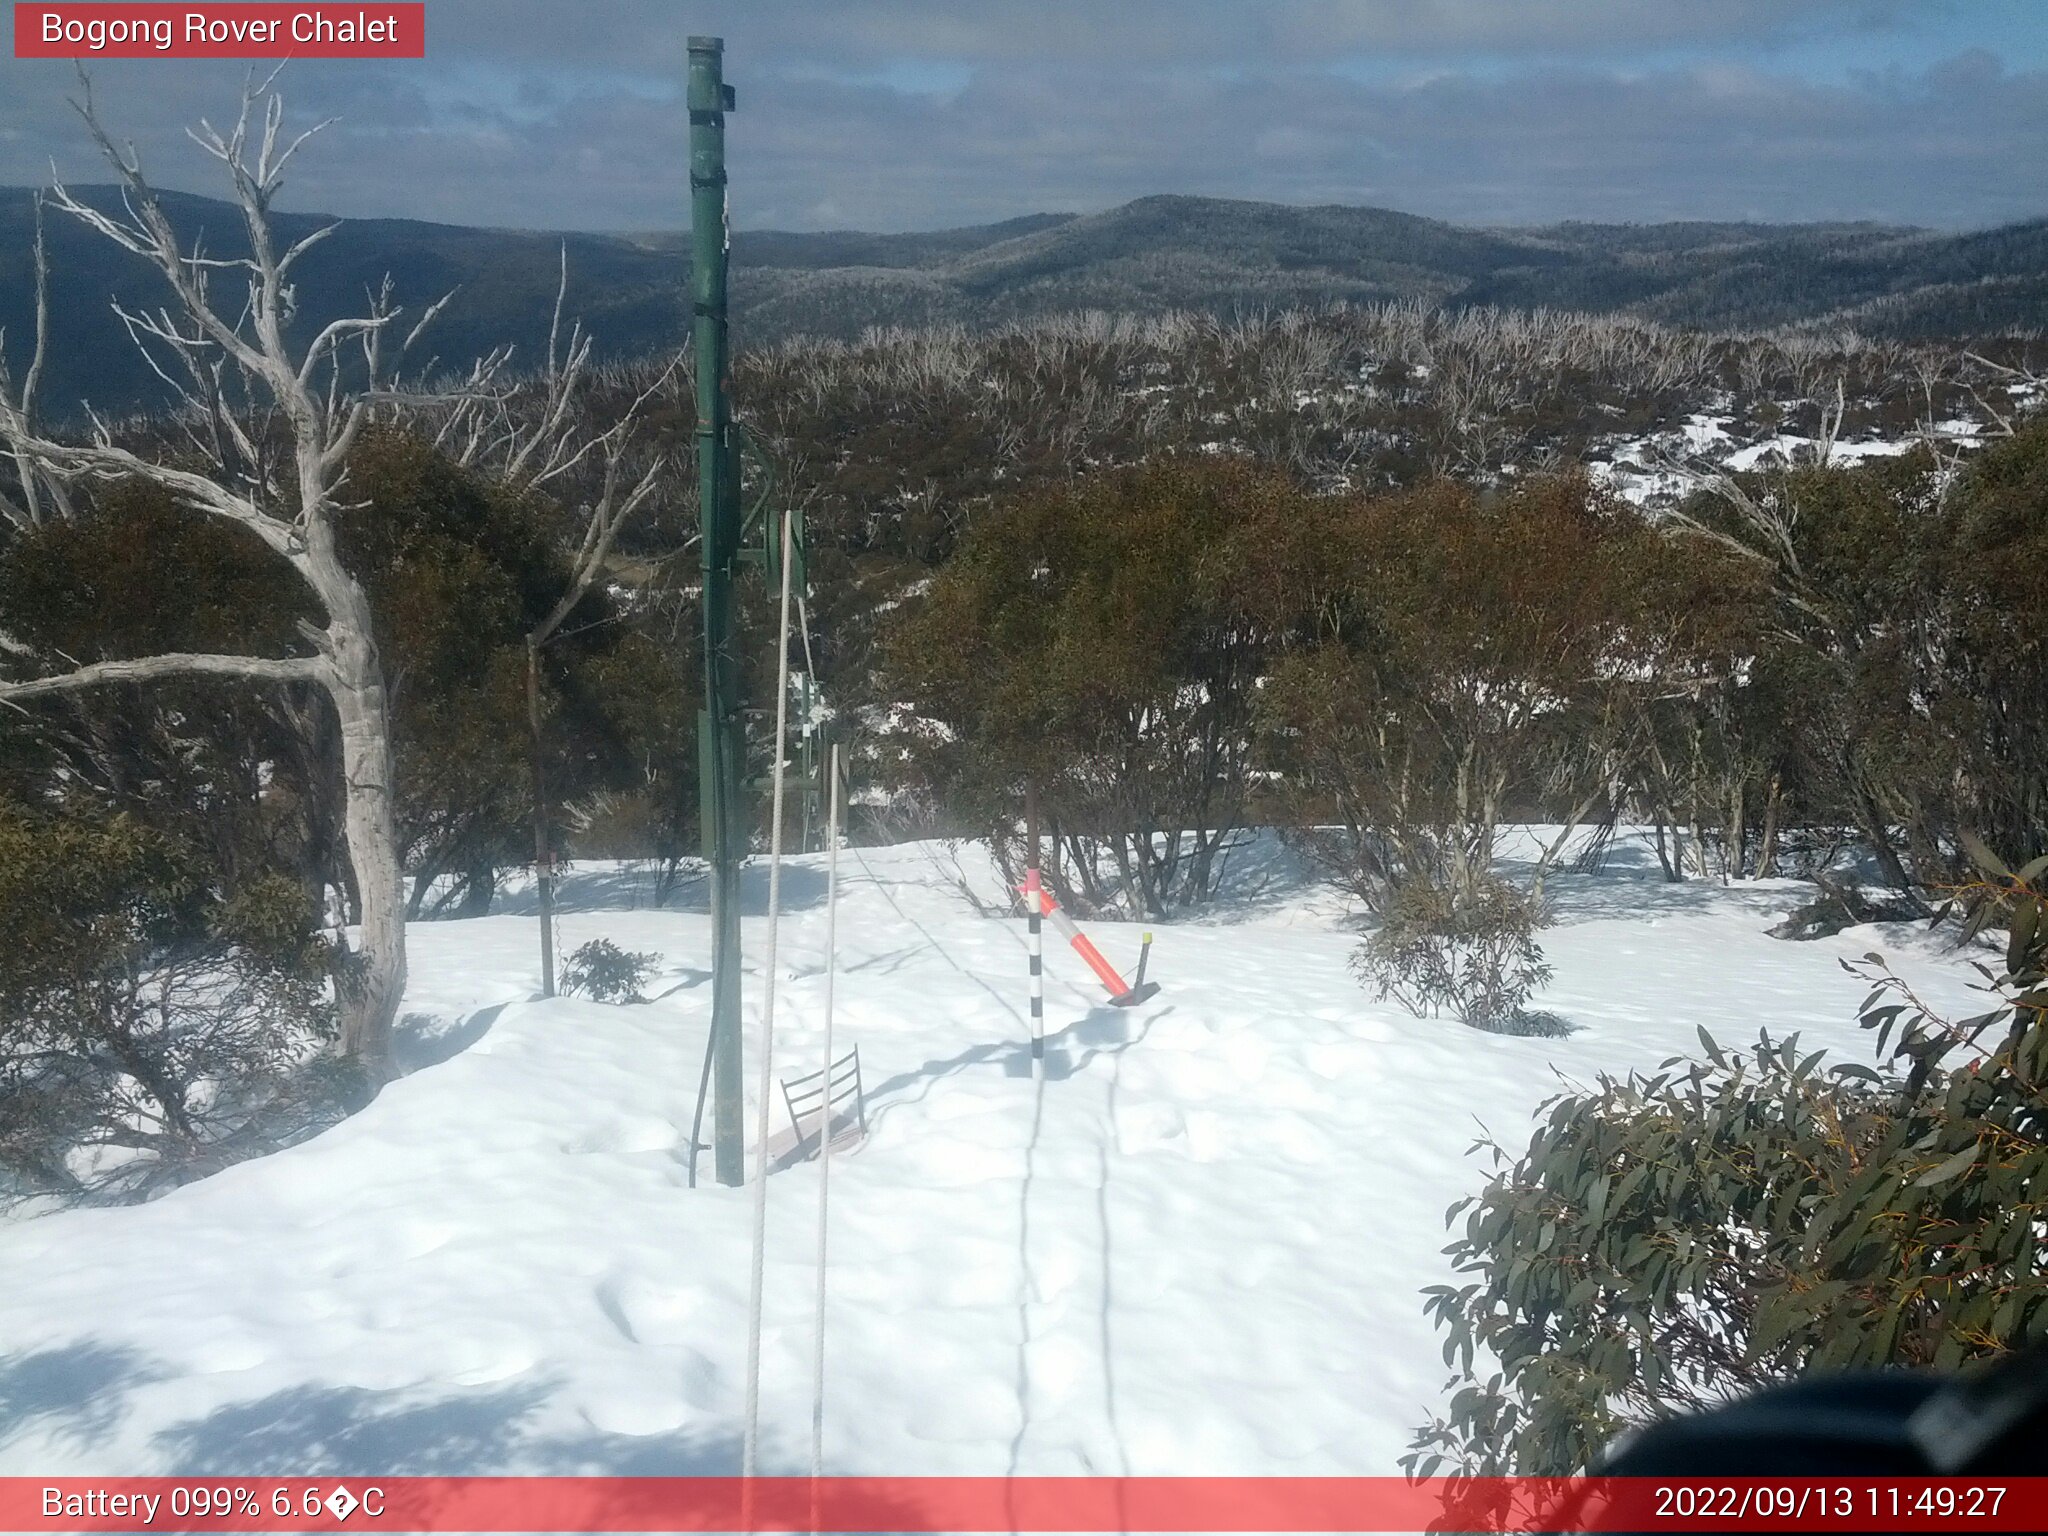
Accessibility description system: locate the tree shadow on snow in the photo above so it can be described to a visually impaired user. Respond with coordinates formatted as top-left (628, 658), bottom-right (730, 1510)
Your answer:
top-left (1015, 1004), bottom-right (1171, 1082)
top-left (0, 1342), bottom-right (168, 1456)
top-left (3, 1344), bottom-right (922, 1526)
top-left (646, 967), bottom-right (714, 1001)
top-left (150, 1377), bottom-right (564, 1475)
top-left (1535, 870), bottom-right (1792, 926)
top-left (149, 1378), bottom-right (930, 1525)
top-left (0, 1344), bottom-right (741, 1481)
top-left (1491, 833), bottom-right (1803, 928)
top-left (861, 1002), bottom-right (1172, 1140)
top-left (393, 1002), bottom-right (513, 1073)
top-left (150, 1376), bottom-right (758, 1477)
top-left (1195, 832), bottom-right (1334, 923)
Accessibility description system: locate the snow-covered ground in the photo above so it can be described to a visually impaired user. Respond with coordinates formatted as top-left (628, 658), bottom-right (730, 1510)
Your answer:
top-left (0, 833), bottom-right (1991, 1478)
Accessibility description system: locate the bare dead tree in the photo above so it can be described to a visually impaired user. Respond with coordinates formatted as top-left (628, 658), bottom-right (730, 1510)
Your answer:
top-left (1957, 350), bottom-right (2043, 440)
top-left (1898, 348), bottom-right (2043, 499)
top-left (0, 193), bottom-right (74, 530)
top-left (517, 394), bottom-right (672, 995)
top-left (424, 251), bottom-right (680, 992)
top-left (1654, 458), bottom-right (1836, 632)
top-left (1813, 375), bottom-right (1846, 466)
top-left (0, 74), bottom-right (451, 1091)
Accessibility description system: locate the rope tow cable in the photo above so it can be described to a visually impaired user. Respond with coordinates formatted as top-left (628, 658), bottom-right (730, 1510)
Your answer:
top-left (809, 739), bottom-right (845, 1522)
top-left (741, 502), bottom-right (798, 1486)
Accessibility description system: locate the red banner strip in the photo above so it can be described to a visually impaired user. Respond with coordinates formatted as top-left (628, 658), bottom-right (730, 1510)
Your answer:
top-left (3, 1476), bottom-right (2045, 1532)
top-left (14, 5), bottom-right (424, 59)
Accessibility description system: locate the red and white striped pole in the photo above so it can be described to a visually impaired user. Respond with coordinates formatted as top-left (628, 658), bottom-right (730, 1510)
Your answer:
top-left (1025, 784), bottom-right (1044, 1081)
top-left (1025, 867), bottom-right (1045, 1079)
top-left (1019, 786), bottom-right (1156, 1043)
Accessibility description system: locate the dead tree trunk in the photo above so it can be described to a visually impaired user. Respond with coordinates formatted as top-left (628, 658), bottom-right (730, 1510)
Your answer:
top-left (330, 611), bottom-right (407, 1068)
top-left (0, 77), bottom-right (455, 1091)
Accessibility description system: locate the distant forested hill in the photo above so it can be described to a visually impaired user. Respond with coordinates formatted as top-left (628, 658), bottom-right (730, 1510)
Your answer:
top-left (2, 187), bottom-right (2041, 420)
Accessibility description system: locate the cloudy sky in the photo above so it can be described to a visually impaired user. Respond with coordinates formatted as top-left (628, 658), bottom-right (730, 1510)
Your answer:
top-left (2, 0), bottom-right (2044, 233)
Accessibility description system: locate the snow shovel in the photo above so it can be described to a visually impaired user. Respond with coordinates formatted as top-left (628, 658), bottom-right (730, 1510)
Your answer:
top-left (1109, 932), bottom-right (1159, 1007)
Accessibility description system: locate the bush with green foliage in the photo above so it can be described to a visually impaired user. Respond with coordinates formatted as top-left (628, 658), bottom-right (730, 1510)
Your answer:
top-left (1257, 473), bottom-right (1653, 915)
top-left (1405, 843), bottom-right (2048, 1476)
top-left (0, 429), bottom-right (695, 933)
top-left (0, 804), bottom-right (341, 1210)
top-left (339, 429), bottom-right (688, 918)
top-left (885, 456), bottom-right (1307, 918)
top-left (1663, 419), bottom-right (2048, 895)
top-left (1355, 877), bottom-right (1559, 1034)
top-left (560, 938), bottom-right (661, 1004)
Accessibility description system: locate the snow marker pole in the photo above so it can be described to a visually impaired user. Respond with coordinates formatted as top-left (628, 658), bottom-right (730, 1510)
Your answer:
top-left (1135, 932), bottom-right (1153, 991)
top-left (1025, 867), bottom-right (1044, 1080)
top-left (1025, 783), bottom-right (1043, 1081)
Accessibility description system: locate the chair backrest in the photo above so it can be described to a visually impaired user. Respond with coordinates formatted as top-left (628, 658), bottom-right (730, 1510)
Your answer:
top-left (779, 1045), bottom-right (865, 1154)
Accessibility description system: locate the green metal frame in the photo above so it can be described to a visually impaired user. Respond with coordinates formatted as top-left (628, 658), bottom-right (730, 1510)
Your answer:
top-left (689, 35), bottom-right (746, 1188)
top-left (688, 36), bottom-right (807, 1188)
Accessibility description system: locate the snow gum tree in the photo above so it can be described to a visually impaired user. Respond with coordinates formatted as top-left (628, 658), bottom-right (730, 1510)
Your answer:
top-left (1254, 473), bottom-right (1653, 1028)
top-left (0, 79), bottom-right (446, 1093)
top-left (884, 456), bottom-right (1307, 919)
top-left (1662, 419), bottom-right (2048, 899)
top-left (1256, 472), bottom-right (1650, 914)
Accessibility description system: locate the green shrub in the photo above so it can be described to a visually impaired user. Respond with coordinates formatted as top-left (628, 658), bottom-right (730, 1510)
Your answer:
top-left (1405, 848), bottom-right (2048, 1476)
top-left (1355, 877), bottom-right (1558, 1034)
top-left (0, 806), bottom-right (340, 1210)
top-left (561, 938), bottom-right (660, 1004)
top-left (883, 456), bottom-right (1305, 918)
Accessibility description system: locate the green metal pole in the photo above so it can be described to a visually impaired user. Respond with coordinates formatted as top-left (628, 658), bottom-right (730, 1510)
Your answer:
top-left (689, 36), bottom-right (746, 1189)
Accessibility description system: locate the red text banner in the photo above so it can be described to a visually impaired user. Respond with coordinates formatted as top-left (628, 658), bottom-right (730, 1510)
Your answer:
top-left (14, 5), bottom-right (424, 59)
top-left (2, 1476), bottom-right (2046, 1532)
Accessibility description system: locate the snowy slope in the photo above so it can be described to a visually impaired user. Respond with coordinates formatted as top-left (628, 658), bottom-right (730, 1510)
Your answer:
top-left (0, 835), bottom-right (1991, 1478)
